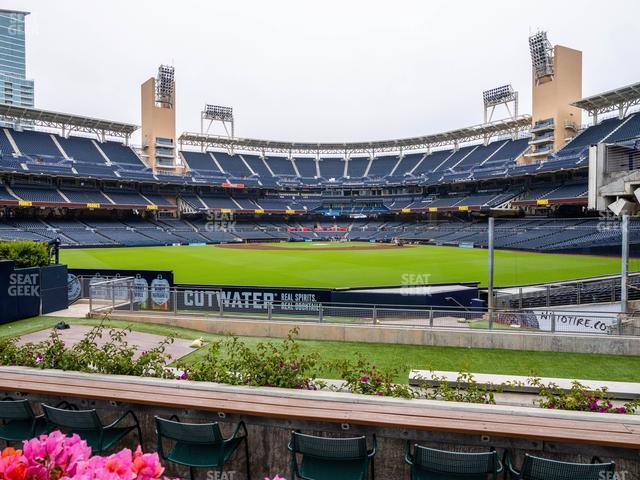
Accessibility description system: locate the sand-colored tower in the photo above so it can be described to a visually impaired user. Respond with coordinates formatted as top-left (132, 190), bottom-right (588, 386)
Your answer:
top-left (526, 32), bottom-right (582, 161)
top-left (141, 65), bottom-right (180, 173)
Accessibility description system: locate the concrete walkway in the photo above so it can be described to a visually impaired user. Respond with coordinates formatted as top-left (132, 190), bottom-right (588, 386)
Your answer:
top-left (18, 325), bottom-right (196, 363)
top-left (45, 302), bottom-right (91, 318)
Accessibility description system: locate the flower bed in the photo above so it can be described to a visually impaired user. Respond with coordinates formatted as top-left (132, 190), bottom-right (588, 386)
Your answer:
top-left (1, 324), bottom-right (638, 415)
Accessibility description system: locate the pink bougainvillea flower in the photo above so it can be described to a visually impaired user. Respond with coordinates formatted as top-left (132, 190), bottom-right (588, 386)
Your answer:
top-left (0, 447), bottom-right (28, 480)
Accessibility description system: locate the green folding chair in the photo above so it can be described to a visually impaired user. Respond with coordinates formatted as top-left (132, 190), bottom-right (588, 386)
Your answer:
top-left (42, 403), bottom-right (142, 454)
top-left (404, 442), bottom-right (503, 479)
top-left (155, 416), bottom-right (249, 480)
top-left (0, 399), bottom-right (48, 444)
top-left (288, 430), bottom-right (376, 480)
top-left (504, 451), bottom-right (615, 479)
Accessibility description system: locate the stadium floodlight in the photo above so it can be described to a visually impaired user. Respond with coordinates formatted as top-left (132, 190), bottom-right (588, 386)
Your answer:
top-left (482, 84), bottom-right (518, 124)
top-left (200, 104), bottom-right (235, 153)
top-left (155, 65), bottom-right (175, 107)
top-left (203, 104), bottom-right (234, 122)
top-left (483, 85), bottom-right (516, 107)
top-left (529, 31), bottom-right (554, 82)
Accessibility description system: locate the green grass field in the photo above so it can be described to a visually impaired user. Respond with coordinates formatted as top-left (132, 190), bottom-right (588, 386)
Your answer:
top-left (60, 242), bottom-right (631, 287)
top-left (6, 316), bottom-right (640, 383)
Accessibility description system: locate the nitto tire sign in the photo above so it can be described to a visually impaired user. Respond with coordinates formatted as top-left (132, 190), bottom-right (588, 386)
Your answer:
top-left (495, 309), bottom-right (618, 334)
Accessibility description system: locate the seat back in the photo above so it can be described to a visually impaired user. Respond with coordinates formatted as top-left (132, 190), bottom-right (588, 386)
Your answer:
top-left (291, 431), bottom-right (368, 460)
top-left (0, 400), bottom-right (35, 421)
top-left (411, 444), bottom-right (500, 479)
top-left (521, 454), bottom-right (615, 480)
top-left (42, 404), bottom-right (102, 431)
top-left (155, 417), bottom-right (223, 445)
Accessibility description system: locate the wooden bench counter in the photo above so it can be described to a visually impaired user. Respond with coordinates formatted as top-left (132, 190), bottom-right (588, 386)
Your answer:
top-left (0, 367), bottom-right (638, 450)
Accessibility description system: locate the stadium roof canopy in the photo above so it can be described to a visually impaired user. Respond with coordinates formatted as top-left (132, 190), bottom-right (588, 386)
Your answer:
top-left (180, 115), bottom-right (532, 154)
top-left (0, 104), bottom-right (139, 139)
top-left (572, 81), bottom-right (640, 120)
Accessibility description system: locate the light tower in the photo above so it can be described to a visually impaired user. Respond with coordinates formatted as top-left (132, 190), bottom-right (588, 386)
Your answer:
top-left (141, 65), bottom-right (179, 173)
top-left (526, 31), bottom-right (582, 162)
top-left (483, 84), bottom-right (518, 124)
top-left (482, 85), bottom-right (520, 144)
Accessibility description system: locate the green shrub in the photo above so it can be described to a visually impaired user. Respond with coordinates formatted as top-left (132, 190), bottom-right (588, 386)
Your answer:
top-left (530, 377), bottom-right (640, 414)
top-left (0, 240), bottom-right (49, 268)
top-left (331, 354), bottom-right (415, 398)
top-left (180, 328), bottom-right (324, 389)
top-left (417, 370), bottom-right (498, 404)
top-left (0, 323), bottom-right (175, 378)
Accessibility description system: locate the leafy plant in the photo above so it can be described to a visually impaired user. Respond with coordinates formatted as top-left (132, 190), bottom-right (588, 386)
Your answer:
top-left (414, 370), bottom-right (498, 404)
top-left (331, 354), bottom-right (414, 398)
top-left (530, 377), bottom-right (640, 414)
top-left (181, 328), bottom-right (324, 389)
top-left (0, 321), bottom-right (175, 379)
top-left (0, 240), bottom-right (49, 268)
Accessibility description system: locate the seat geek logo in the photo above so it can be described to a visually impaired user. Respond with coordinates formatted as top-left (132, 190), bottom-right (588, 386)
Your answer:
top-left (8, 273), bottom-right (39, 297)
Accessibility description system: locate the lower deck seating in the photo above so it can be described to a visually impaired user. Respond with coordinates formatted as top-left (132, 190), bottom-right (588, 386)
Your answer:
top-left (0, 216), bottom-right (627, 251)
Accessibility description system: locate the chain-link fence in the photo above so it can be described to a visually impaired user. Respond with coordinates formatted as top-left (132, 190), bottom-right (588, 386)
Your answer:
top-left (88, 279), bottom-right (640, 336)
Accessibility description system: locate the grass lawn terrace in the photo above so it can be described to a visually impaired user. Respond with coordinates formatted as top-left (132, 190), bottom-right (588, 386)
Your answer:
top-left (4, 316), bottom-right (640, 384)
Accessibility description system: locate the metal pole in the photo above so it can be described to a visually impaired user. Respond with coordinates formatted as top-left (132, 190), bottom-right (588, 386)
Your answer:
top-left (546, 285), bottom-right (550, 307)
top-left (621, 214), bottom-right (629, 314)
top-left (173, 289), bottom-right (178, 315)
top-left (487, 217), bottom-right (495, 328)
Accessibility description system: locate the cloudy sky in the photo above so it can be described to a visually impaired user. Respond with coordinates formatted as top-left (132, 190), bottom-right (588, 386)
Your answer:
top-left (5, 0), bottom-right (640, 144)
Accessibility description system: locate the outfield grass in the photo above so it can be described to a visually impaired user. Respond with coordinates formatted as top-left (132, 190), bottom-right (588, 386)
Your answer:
top-left (6, 316), bottom-right (640, 383)
top-left (60, 243), bottom-right (632, 287)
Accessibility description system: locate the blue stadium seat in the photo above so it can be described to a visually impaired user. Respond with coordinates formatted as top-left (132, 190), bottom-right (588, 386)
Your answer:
top-left (100, 141), bottom-right (146, 167)
top-left (264, 156), bottom-right (296, 176)
top-left (346, 157), bottom-right (370, 178)
top-left (10, 129), bottom-right (62, 157)
top-left (318, 158), bottom-right (345, 179)
top-left (293, 157), bottom-right (317, 178)
top-left (211, 151), bottom-right (252, 177)
top-left (57, 136), bottom-right (105, 164)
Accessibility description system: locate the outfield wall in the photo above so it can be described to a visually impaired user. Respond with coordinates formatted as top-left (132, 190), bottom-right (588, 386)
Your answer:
top-left (98, 310), bottom-right (640, 355)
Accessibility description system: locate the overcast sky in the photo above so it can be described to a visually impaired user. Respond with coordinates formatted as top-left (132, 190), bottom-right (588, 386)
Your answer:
top-left (5, 0), bottom-right (640, 144)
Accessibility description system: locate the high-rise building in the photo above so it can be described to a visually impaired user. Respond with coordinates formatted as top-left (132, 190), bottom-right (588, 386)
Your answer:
top-left (0, 9), bottom-right (34, 126)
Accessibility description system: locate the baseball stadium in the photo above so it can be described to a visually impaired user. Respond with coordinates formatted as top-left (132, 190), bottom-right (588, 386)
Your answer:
top-left (1, 3), bottom-right (640, 479)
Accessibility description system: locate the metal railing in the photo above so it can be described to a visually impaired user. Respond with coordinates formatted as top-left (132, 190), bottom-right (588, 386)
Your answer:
top-left (494, 274), bottom-right (640, 309)
top-left (88, 279), bottom-right (640, 336)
